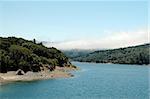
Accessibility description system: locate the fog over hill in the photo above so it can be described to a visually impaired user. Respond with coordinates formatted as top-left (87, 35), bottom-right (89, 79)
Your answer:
top-left (72, 43), bottom-right (150, 65)
top-left (43, 29), bottom-right (149, 50)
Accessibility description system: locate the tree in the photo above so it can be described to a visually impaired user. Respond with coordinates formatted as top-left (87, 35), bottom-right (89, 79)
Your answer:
top-left (33, 39), bottom-right (36, 44)
top-left (0, 37), bottom-right (72, 73)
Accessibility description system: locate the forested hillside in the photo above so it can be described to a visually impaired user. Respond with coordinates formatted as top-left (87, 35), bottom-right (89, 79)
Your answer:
top-left (72, 44), bottom-right (150, 65)
top-left (0, 37), bottom-right (73, 73)
top-left (62, 49), bottom-right (95, 59)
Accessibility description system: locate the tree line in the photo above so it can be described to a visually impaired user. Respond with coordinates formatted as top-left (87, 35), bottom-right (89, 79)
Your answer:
top-left (0, 37), bottom-right (72, 73)
top-left (72, 44), bottom-right (150, 65)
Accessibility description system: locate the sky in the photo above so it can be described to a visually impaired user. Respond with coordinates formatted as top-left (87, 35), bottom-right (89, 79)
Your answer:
top-left (0, 0), bottom-right (149, 49)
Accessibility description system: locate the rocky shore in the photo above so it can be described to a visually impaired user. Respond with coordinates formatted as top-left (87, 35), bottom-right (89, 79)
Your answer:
top-left (0, 66), bottom-right (77, 85)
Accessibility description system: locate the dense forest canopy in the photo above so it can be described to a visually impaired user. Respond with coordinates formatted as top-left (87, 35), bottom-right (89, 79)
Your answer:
top-left (0, 37), bottom-right (72, 73)
top-left (71, 44), bottom-right (150, 65)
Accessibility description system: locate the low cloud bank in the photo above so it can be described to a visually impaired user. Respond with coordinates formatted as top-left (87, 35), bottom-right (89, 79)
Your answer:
top-left (44, 29), bottom-right (149, 50)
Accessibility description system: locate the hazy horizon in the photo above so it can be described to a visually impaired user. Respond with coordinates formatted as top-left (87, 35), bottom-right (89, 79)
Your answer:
top-left (0, 0), bottom-right (149, 49)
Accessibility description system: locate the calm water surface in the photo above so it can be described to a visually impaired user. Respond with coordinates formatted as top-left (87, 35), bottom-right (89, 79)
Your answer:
top-left (0, 62), bottom-right (149, 99)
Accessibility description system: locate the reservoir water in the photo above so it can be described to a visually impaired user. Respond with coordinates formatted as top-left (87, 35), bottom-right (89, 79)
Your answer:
top-left (0, 62), bottom-right (149, 99)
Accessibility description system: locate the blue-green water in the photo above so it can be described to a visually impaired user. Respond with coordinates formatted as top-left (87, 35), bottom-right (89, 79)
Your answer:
top-left (0, 62), bottom-right (149, 99)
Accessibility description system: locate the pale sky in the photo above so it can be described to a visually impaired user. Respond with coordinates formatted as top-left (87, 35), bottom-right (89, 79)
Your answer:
top-left (0, 0), bottom-right (149, 49)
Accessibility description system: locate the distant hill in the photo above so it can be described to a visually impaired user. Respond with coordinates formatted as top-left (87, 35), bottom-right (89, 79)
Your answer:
top-left (0, 37), bottom-right (73, 73)
top-left (62, 49), bottom-right (96, 59)
top-left (72, 44), bottom-right (150, 65)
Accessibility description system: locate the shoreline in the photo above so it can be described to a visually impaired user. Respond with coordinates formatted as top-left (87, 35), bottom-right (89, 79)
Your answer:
top-left (0, 66), bottom-right (78, 85)
top-left (72, 61), bottom-right (150, 66)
